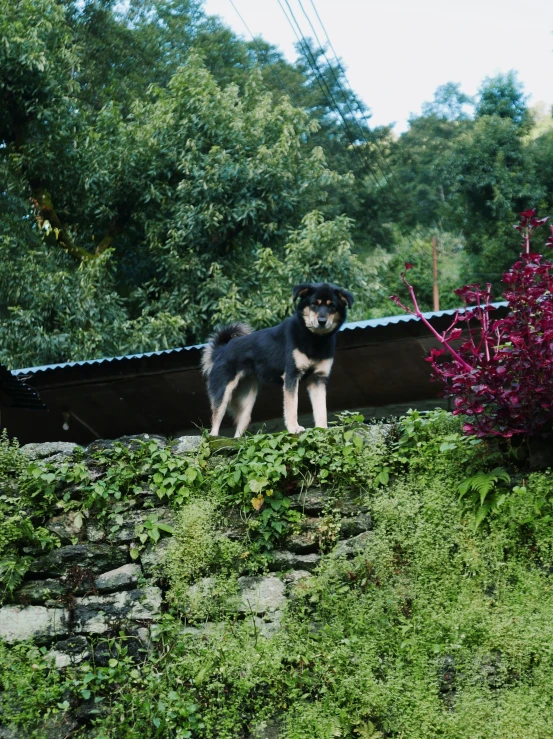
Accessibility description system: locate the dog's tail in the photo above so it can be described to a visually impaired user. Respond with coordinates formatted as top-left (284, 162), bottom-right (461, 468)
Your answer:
top-left (201, 322), bottom-right (253, 376)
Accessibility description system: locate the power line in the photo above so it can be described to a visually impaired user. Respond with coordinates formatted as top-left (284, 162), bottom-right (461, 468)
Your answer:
top-left (277, 0), bottom-right (434, 265)
top-left (295, 0), bottom-right (435, 259)
top-left (277, 2), bottom-right (391, 189)
top-left (228, 0), bottom-right (300, 103)
top-left (230, 0), bottom-right (462, 283)
top-left (229, 0), bottom-right (432, 266)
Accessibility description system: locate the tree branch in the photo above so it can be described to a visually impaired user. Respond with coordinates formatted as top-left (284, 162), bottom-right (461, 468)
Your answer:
top-left (31, 187), bottom-right (96, 262)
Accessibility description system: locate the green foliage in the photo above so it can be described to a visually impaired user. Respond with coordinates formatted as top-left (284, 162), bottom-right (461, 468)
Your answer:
top-left (165, 500), bottom-right (225, 584)
top-left (458, 467), bottom-right (511, 529)
top-left (0, 0), bottom-right (385, 367)
top-left (23, 439), bottom-right (207, 516)
top-left (0, 429), bottom-right (24, 487)
top-left (388, 72), bottom-right (549, 292)
top-left (3, 416), bottom-right (553, 736)
top-left (0, 431), bottom-right (58, 595)
top-left (164, 499), bottom-right (243, 617)
top-left (476, 71), bottom-right (531, 131)
top-left (0, 642), bottom-right (65, 735)
top-left (2, 0), bottom-right (553, 363)
top-left (421, 82), bottom-right (474, 121)
top-left (215, 416), bottom-right (374, 554)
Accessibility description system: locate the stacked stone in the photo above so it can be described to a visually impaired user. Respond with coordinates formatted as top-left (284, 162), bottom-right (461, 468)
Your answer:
top-left (0, 433), bottom-right (375, 649)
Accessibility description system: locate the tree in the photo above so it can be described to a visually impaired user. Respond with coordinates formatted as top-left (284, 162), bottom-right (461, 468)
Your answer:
top-left (421, 82), bottom-right (473, 121)
top-left (475, 71), bottom-right (531, 131)
top-left (0, 1), bottom-right (380, 368)
top-left (444, 116), bottom-right (542, 280)
top-left (389, 73), bottom-right (544, 284)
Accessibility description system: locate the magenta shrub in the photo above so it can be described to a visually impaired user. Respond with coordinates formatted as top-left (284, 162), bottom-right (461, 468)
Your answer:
top-left (391, 211), bottom-right (553, 438)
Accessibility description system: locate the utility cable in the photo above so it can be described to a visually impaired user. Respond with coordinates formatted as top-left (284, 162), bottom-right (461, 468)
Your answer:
top-left (296, 0), bottom-right (435, 259)
top-left (278, 0), bottom-right (434, 266)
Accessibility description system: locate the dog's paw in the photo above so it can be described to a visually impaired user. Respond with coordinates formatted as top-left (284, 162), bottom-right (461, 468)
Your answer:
top-left (287, 424), bottom-right (306, 434)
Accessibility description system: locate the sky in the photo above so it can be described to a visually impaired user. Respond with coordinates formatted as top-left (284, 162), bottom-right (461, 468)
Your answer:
top-left (203, 0), bottom-right (553, 132)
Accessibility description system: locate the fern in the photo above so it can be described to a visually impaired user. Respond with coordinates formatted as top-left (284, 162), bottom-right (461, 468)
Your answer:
top-left (458, 467), bottom-right (510, 528)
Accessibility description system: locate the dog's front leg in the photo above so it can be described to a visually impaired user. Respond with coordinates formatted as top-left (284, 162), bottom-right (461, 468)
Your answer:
top-left (307, 375), bottom-right (328, 428)
top-left (283, 372), bottom-right (305, 434)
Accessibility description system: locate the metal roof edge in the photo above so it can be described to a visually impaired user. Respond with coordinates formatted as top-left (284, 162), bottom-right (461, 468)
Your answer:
top-left (12, 302), bottom-right (509, 377)
top-left (12, 342), bottom-right (205, 376)
top-left (341, 302), bottom-right (508, 332)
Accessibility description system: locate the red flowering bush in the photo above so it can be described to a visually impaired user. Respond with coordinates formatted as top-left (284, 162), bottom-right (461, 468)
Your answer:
top-left (391, 211), bottom-right (553, 438)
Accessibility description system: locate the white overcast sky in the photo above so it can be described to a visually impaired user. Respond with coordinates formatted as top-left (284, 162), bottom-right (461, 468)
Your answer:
top-left (203, 0), bottom-right (553, 131)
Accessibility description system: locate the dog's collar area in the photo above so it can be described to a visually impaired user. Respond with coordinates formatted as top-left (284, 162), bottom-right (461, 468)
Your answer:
top-left (306, 325), bottom-right (337, 335)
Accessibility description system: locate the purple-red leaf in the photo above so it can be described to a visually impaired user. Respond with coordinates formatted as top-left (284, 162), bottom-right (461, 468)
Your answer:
top-left (402, 209), bottom-right (553, 438)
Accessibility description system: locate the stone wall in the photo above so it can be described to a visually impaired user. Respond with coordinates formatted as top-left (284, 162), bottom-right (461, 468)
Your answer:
top-left (0, 433), bottom-right (377, 737)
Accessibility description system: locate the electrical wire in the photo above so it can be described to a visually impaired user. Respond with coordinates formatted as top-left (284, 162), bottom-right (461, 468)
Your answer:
top-left (229, 0), bottom-right (497, 291)
top-left (296, 0), bottom-right (504, 288)
top-left (278, 0), bottom-right (435, 266)
top-left (294, 0), bottom-right (435, 259)
top-left (228, 0), bottom-right (301, 103)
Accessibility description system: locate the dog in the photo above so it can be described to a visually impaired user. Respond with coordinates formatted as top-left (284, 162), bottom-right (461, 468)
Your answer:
top-left (201, 282), bottom-right (354, 437)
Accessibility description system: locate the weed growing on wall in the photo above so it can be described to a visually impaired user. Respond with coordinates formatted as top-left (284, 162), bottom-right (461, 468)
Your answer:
top-left (164, 500), bottom-right (244, 620)
top-left (0, 431), bottom-right (59, 594)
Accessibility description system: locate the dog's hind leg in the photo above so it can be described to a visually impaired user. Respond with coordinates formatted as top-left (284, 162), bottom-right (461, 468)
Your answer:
top-left (209, 371), bottom-right (245, 436)
top-left (229, 377), bottom-right (258, 438)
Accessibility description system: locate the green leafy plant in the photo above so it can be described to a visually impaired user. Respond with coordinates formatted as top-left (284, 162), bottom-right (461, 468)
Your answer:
top-left (0, 435), bottom-right (60, 597)
top-left (217, 418), bottom-right (370, 553)
top-left (4, 415), bottom-right (553, 737)
top-left (458, 467), bottom-right (511, 528)
top-left (0, 430), bottom-right (24, 487)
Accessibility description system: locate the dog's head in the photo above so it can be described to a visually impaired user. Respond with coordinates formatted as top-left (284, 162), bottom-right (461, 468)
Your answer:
top-left (293, 282), bottom-right (354, 335)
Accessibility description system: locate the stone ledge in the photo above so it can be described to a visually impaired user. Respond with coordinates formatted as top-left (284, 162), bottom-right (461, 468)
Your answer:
top-left (20, 441), bottom-right (81, 461)
top-left (0, 605), bottom-right (70, 643)
top-left (46, 636), bottom-right (90, 669)
top-left (268, 551), bottom-right (320, 572)
top-left (94, 563), bottom-right (142, 593)
top-left (74, 586), bottom-right (162, 634)
top-left (29, 543), bottom-right (128, 578)
top-left (333, 531), bottom-right (372, 557)
top-left (237, 576), bottom-right (286, 615)
top-left (172, 436), bottom-right (203, 455)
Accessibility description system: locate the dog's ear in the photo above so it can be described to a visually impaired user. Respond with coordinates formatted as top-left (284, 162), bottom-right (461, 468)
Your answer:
top-left (293, 283), bottom-right (314, 301)
top-left (334, 287), bottom-right (354, 309)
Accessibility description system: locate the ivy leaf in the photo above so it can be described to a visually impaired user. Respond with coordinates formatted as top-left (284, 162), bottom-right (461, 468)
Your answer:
top-left (249, 478), bottom-right (268, 493)
top-left (251, 495), bottom-right (264, 511)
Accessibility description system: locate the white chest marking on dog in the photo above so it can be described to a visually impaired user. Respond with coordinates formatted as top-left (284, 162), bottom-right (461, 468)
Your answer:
top-left (292, 349), bottom-right (333, 377)
top-left (292, 349), bottom-right (312, 373)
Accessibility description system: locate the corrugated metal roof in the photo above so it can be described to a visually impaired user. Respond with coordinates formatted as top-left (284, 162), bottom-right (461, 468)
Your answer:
top-left (12, 343), bottom-right (205, 377)
top-left (343, 302), bottom-right (508, 332)
top-left (12, 303), bottom-right (508, 378)
top-left (3, 301), bottom-right (512, 444)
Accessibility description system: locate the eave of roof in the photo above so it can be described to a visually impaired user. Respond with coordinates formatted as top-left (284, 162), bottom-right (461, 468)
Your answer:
top-left (0, 364), bottom-right (47, 409)
top-left (11, 302), bottom-right (508, 379)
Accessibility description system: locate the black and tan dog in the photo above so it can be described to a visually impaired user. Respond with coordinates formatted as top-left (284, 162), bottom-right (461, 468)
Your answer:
top-left (201, 282), bottom-right (354, 437)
